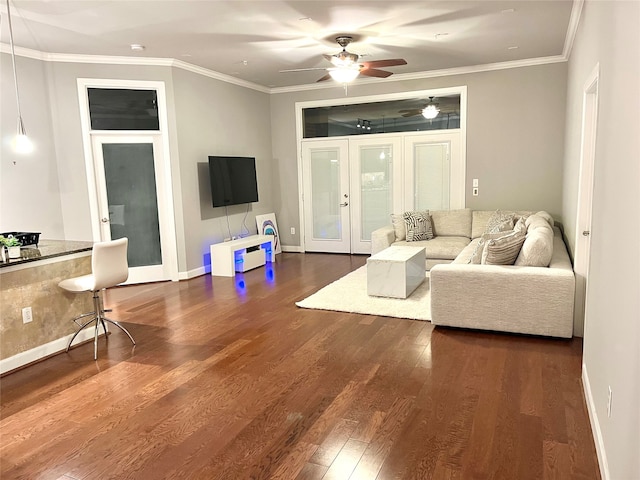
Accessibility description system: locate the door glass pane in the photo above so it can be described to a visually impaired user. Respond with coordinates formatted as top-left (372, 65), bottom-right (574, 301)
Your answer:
top-left (310, 149), bottom-right (342, 240)
top-left (102, 143), bottom-right (162, 267)
top-left (414, 143), bottom-right (450, 211)
top-left (360, 146), bottom-right (392, 241)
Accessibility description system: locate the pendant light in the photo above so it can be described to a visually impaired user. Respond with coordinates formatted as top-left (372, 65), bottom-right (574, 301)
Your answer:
top-left (6, 0), bottom-right (33, 154)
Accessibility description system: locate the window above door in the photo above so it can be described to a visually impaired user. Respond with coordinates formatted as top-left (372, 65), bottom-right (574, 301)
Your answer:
top-left (303, 94), bottom-right (461, 139)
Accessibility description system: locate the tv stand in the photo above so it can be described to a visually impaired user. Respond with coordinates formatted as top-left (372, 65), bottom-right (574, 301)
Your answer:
top-left (210, 235), bottom-right (274, 277)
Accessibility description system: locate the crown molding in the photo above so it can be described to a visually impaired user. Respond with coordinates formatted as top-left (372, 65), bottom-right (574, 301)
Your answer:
top-left (563, 0), bottom-right (585, 59)
top-left (269, 55), bottom-right (568, 94)
top-left (1, 44), bottom-right (568, 96)
top-left (0, 44), bottom-right (268, 93)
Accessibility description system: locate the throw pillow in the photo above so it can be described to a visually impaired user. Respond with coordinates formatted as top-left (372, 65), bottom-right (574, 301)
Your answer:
top-left (469, 229), bottom-right (514, 264)
top-left (481, 230), bottom-right (526, 265)
top-left (485, 210), bottom-right (516, 234)
top-left (403, 211), bottom-right (434, 241)
top-left (390, 213), bottom-right (406, 241)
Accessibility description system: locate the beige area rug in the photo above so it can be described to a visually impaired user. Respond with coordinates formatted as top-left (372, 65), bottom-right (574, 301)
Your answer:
top-left (295, 265), bottom-right (431, 321)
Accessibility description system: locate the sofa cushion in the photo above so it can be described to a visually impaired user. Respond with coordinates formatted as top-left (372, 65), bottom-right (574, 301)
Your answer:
top-left (430, 208), bottom-right (472, 238)
top-left (534, 210), bottom-right (555, 227)
top-left (481, 230), bottom-right (526, 265)
top-left (403, 211), bottom-right (434, 241)
top-left (471, 211), bottom-right (495, 239)
top-left (390, 213), bottom-right (406, 241)
top-left (393, 236), bottom-right (470, 260)
top-left (515, 214), bottom-right (554, 267)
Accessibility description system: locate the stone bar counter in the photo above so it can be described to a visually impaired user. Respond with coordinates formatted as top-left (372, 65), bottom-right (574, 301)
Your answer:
top-left (1, 240), bottom-right (94, 374)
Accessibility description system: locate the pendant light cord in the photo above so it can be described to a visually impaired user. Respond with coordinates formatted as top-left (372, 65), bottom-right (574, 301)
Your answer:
top-left (6, 0), bottom-right (26, 134)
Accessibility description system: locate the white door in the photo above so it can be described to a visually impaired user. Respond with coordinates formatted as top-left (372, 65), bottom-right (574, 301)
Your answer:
top-left (574, 66), bottom-right (599, 337)
top-left (349, 136), bottom-right (403, 254)
top-left (404, 132), bottom-right (464, 211)
top-left (91, 135), bottom-right (174, 284)
top-left (302, 139), bottom-right (351, 253)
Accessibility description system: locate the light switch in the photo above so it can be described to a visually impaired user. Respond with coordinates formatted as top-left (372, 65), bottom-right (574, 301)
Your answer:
top-left (472, 178), bottom-right (479, 187)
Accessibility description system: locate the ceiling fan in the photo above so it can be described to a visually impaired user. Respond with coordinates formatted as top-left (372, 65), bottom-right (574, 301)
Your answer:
top-left (280, 36), bottom-right (407, 83)
top-left (398, 97), bottom-right (459, 120)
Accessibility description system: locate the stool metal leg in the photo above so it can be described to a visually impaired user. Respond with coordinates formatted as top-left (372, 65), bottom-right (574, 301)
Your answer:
top-left (66, 289), bottom-right (135, 359)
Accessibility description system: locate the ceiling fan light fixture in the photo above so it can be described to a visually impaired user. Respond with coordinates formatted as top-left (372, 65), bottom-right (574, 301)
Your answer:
top-left (328, 66), bottom-right (360, 83)
top-left (422, 104), bottom-right (440, 120)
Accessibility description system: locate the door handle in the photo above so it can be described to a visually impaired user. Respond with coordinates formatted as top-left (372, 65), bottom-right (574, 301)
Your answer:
top-left (582, 231), bottom-right (590, 236)
top-left (340, 202), bottom-right (349, 207)
top-left (101, 217), bottom-right (110, 223)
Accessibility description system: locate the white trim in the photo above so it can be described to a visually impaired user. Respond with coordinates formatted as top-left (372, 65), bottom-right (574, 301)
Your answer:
top-left (1, 42), bottom-right (566, 95)
top-left (76, 78), bottom-right (179, 282)
top-left (0, 329), bottom-right (97, 375)
top-left (582, 364), bottom-right (610, 480)
top-left (179, 266), bottom-right (206, 280)
top-left (282, 245), bottom-right (303, 253)
top-left (563, 0), bottom-right (585, 59)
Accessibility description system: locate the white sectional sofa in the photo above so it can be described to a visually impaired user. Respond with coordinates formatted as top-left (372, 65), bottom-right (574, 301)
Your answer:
top-left (370, 209), bottom-right (575, 338)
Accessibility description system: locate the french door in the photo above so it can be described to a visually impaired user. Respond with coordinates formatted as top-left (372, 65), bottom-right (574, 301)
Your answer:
top-left (301, 131), bottom-right (464, 254)
top-left (91, 135), bottom-right (174, 283)
top-left (302, 136), bottom-right (402, 254)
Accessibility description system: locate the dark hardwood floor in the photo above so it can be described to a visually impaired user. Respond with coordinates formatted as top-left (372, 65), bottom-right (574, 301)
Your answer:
top-left (0, 253), bottom-right (600, 479)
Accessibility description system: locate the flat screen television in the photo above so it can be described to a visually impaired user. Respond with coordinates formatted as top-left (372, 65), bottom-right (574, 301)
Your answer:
top-left (208, 156), bottom-right (259, 207)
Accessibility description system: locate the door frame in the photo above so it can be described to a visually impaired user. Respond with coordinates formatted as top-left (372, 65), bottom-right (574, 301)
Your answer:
top-left (77, 78), bottom-right (179, 282)
top-left (574, 64), bottom-right (599, 337)
top-left (295, 86), bottom-right (467, 253)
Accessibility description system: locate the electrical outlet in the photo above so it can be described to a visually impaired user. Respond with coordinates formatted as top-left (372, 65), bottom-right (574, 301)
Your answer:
top-left (472, 187), bottom-right (479, 196)
top-left (607, 386), bottom-right (612, 418)
top-left (22, 306), bottom-right (33, 324)
top-left (290, 227), bottom-right (295, 235)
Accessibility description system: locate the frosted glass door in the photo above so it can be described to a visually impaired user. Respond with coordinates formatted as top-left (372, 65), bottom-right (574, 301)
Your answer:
top-left (92, 135), bottom-right (172, 283)
top-left (404, 132), bottom-right (464, 211)
top-left (302, 139), bottom-right (350, 253)
top-left (349, 136), bottom-right (403, 254)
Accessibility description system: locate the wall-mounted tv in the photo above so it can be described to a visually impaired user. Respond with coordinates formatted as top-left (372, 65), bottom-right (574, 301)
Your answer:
top-left (208, 156), bottom-right (259, 207)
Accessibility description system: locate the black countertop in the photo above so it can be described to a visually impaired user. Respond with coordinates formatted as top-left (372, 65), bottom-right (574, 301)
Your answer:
top-left (0, 240), bottom-right (93, 269)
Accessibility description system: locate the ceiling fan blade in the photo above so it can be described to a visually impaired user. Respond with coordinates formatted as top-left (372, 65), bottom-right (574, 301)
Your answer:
top-left (400, 110), bottom-right (422, 117)
top-left (362, 58), bottom-right (407, 69)
top-left (279, 67), bottom-right (327, 73)
top-left (316, 74), bottom-right (332, 82)
top-left (360, 68), bottom-right (393, 78)
top-left (323, 54), bottom-right (333, 63)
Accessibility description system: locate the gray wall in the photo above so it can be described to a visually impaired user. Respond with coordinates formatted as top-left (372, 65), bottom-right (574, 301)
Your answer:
top-left (270, 63), bottom-right (568, 247)
top-left (171, 68), bottom-right (273, 272)
top-left (562, 1), bottom-right (640, 478)
top-left (1, 54), bottom-right (64, 238)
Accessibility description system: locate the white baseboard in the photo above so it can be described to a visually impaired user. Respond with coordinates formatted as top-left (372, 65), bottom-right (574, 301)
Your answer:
top-left (582, 363), bottom-right (610, 479)
top-left (282, 245), bottom-right (303, 253)
top-left (1, 329), bottom-right (97, 375)
top-left (179, 266), bottom-right (207, 280)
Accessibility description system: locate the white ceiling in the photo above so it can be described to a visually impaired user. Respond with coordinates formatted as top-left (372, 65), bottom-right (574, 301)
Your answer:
top-left (1, 0), bottom-right (576, 89)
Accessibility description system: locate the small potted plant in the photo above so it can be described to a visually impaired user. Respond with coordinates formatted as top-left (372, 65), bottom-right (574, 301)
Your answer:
top-left (0, 235), bottom-right (22, 259)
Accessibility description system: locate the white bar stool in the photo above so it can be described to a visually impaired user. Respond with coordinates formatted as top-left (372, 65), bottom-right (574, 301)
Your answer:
top-left (59, 237), bottom-right (135, 360)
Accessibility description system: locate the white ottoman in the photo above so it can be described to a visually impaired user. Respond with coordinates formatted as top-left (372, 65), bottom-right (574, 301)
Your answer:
top-left (367, 245), bottom-right (426, 298)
